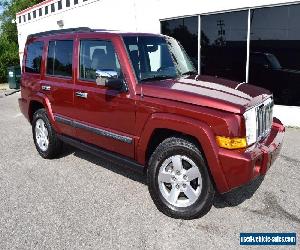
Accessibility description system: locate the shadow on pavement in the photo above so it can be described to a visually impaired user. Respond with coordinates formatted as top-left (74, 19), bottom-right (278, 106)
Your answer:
top-left (58, 144), bottom-right (265, 208)
top-left (59, 143), bottom-right (147, 185)
top-left (213, 176), bottom-right (264, 208)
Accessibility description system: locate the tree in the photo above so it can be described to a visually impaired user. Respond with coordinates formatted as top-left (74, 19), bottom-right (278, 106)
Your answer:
top-left (0, 0), bottom-right (43, 82)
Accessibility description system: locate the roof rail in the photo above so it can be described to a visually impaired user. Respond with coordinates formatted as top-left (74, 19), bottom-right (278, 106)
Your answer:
top-left (27, 27), bottom-right (94, 39)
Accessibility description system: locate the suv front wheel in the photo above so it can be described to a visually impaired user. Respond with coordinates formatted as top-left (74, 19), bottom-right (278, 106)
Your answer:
top-left (32, 108), bottom-right (62, 159)
top-left (147, 137), bottom-right (215, 219)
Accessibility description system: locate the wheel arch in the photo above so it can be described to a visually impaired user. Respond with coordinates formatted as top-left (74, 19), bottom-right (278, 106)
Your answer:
top-left (28, 100), bottom-right (44, 123)
top-left (28, 93), bottom-right (58, 131)
top-left (137, 113), bottom-right (229, 193)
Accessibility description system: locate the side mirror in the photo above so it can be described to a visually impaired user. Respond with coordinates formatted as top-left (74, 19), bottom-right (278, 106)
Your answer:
top-left (95, 69), bottom-right (124, 91)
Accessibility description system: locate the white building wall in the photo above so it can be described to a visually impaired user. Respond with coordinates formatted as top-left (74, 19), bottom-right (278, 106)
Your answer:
top-left (17, 0), bottom-right (298, 61)
top-left (16, 0), bottom-right (300, 127)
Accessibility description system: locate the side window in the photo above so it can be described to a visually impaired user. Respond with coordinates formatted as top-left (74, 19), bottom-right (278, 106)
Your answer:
top-left (25, 41), bottom-right (43, 74)
top-left (79, 40), bottom-right (123, 81)
top-left (47, 40), bottom-right (73, 77)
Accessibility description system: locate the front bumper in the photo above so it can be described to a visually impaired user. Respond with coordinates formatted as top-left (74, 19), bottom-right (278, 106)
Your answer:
top-left (218, 117), bottom-right (285, 193)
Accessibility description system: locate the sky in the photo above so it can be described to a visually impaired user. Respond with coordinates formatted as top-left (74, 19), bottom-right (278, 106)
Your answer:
top-left (0, 5), bottom-right (3, 28)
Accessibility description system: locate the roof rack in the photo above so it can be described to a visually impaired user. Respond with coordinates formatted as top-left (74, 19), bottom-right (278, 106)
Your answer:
top-left (27, 27), bottom-right (95, 39)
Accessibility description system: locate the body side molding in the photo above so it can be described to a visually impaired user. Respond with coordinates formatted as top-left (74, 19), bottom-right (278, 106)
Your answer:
top-left (54, 115), bottom-right (133, 144)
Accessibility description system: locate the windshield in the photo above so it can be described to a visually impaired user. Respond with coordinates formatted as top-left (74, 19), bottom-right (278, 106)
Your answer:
top-left (123, 35), bottom-right (196, 82)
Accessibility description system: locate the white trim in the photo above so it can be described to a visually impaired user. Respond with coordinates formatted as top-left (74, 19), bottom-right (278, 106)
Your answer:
top-left (197, 15), bottom-right (201, 75)
top-left (245, 9), bottom-right (251, 83)
top-left (274, 105), bottom-right (300, 127)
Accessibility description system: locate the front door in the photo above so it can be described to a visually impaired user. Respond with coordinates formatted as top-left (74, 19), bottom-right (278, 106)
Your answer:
top-left (72, 35), bottom-right (136, 159)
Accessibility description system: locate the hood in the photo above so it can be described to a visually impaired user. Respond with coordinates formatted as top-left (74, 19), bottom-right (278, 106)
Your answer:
top-left (141, 75), bottom-right (272, 114)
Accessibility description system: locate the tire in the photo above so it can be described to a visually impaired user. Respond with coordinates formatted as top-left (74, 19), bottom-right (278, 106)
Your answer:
top-left (32, 108), bottom-right (62, 159)
top-left (147, 137), bottom-right (215, 219)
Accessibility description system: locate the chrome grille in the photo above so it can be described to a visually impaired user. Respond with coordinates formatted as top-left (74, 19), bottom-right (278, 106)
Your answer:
top-left (256, 98), bottom-right (274, 140)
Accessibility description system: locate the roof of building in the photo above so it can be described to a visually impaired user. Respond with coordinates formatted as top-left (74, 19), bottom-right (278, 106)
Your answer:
top-left (27, 27), bottom-right (162, 39)
top-left (16, 0), bottom-right (55, 16)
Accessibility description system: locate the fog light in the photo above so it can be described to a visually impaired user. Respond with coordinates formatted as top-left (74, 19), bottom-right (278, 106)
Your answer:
top-left (216, 136), bottom-right (247, 149)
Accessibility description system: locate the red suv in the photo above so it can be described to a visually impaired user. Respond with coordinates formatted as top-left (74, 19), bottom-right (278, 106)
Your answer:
top-left (19, 28), bottom-right (285, 219)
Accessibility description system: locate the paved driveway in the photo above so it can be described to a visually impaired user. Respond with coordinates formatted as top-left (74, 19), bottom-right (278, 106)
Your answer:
top-left (0, 92), bottom-right (299, 249)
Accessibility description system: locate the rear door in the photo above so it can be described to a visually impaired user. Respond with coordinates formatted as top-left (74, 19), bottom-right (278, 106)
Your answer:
top-left (22, 38), bottom-right (44, 105)
top-left (72, 34), bottom-right (136, 158)
top-left (41, 35), bottom-right (76, 137)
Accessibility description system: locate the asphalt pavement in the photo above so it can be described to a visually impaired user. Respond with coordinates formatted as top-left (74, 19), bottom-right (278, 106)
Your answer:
top-left (0, 91), bottom-right (299, 249)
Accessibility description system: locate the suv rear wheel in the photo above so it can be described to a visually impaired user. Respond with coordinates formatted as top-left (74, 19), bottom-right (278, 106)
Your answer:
top-left (32, 108), bottom-right (62, 159)
top-left (147, 137), bottom-right (215, 219)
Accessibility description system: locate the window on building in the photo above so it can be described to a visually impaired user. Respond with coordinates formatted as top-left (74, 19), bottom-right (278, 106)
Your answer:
top-left (39, 8), bottom-right (42, 16)
top-left (201, 11), bottom-right (248, 82)
top-left (58, 1), bottom-right (62, 10)
top-left (249, 5), bottom-right (300, 106)
top-left (18, 16), bottom-right (21, 23)
top-left (161, 16), bottom-right (198, 68)
top-left (28, 13), bottom-right (31, 21)
top-left (23, 15), bottom-right (26, 22)
top-left (79, 40), bottom-right (123, 81)
top-left (51, 3), bottom-right (55, 13)
top-left (25, 41), bottom-right (43, 74)
top-left (45, 6), bottom-right (49, 15)
top-left (47, 40), bottom-right (73, 77)
top-left (74, 0), bottom-right (78, 5)
top-left (66, 0), bottom-right (70, 7)
top-left (33, 10), bottom-right (36, 19)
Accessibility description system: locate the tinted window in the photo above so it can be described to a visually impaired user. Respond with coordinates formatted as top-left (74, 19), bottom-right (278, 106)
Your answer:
top-left (201, 11), bottom-right (248, 82)
top-left (74, 0), bottom-right (78, 5)
top-left (45, 6), bottom-right (48, 15)
top-left (25, 41), bottom-right (43, 74)
top-left (23, 15), bottom-right (26, 22)
top-left (28, 13), bottom-right (31, 21)
top-left (58, 1), bottom-right (62, 10)
top-left (33, 10), bottom-right (36, 19)
top-left (39, 8), bottom-right (42, 16)
top-left (47, 40), bottom-right (73, 77)
top-left (249, 5), bottom-right (300, 106)
top-left (66, 0), bottom-right (70, 7)
top-left (18, 16), bottom-right (21, 23)
top-left (51, 3), bottom-right (55, 12)
top-left (123, 36), bottom-right (195, 82)
top-left (79, 40), bottom-right (123, 81)
top-left (161, 16), bottom-right (198, 68)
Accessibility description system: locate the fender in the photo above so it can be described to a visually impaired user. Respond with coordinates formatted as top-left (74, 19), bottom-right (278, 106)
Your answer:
top-left (29, 92), bottom-right (61, 133)
top-left (136, 113), bottom-right (229, 193)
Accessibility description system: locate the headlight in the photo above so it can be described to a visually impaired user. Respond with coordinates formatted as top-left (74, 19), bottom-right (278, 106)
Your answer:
top-left (243, 107), bottom-right (257, 146)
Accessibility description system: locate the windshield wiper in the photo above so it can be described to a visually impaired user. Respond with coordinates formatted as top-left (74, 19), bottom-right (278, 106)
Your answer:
top-left (181, 70), bottom-right (198, 76)
top-left (140, 75), bottom-right (175, 82)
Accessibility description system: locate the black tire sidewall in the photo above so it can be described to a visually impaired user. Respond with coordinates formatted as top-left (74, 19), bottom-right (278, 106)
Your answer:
top-left (32, 109), bottom-right (58, 159)
top-left (148, 138), bottom-right (214, 219)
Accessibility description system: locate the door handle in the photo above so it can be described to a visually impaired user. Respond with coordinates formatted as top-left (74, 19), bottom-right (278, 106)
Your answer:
top-left (41, 85), bottom-right (51, 91)
top-left (75, 91), bottom-right (88, 99)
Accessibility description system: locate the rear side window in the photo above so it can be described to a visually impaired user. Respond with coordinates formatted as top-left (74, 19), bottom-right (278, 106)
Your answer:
top-left (47, 40), bottom-right (73, 77)
top-left (25, 41), bottom-right (43, 74)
